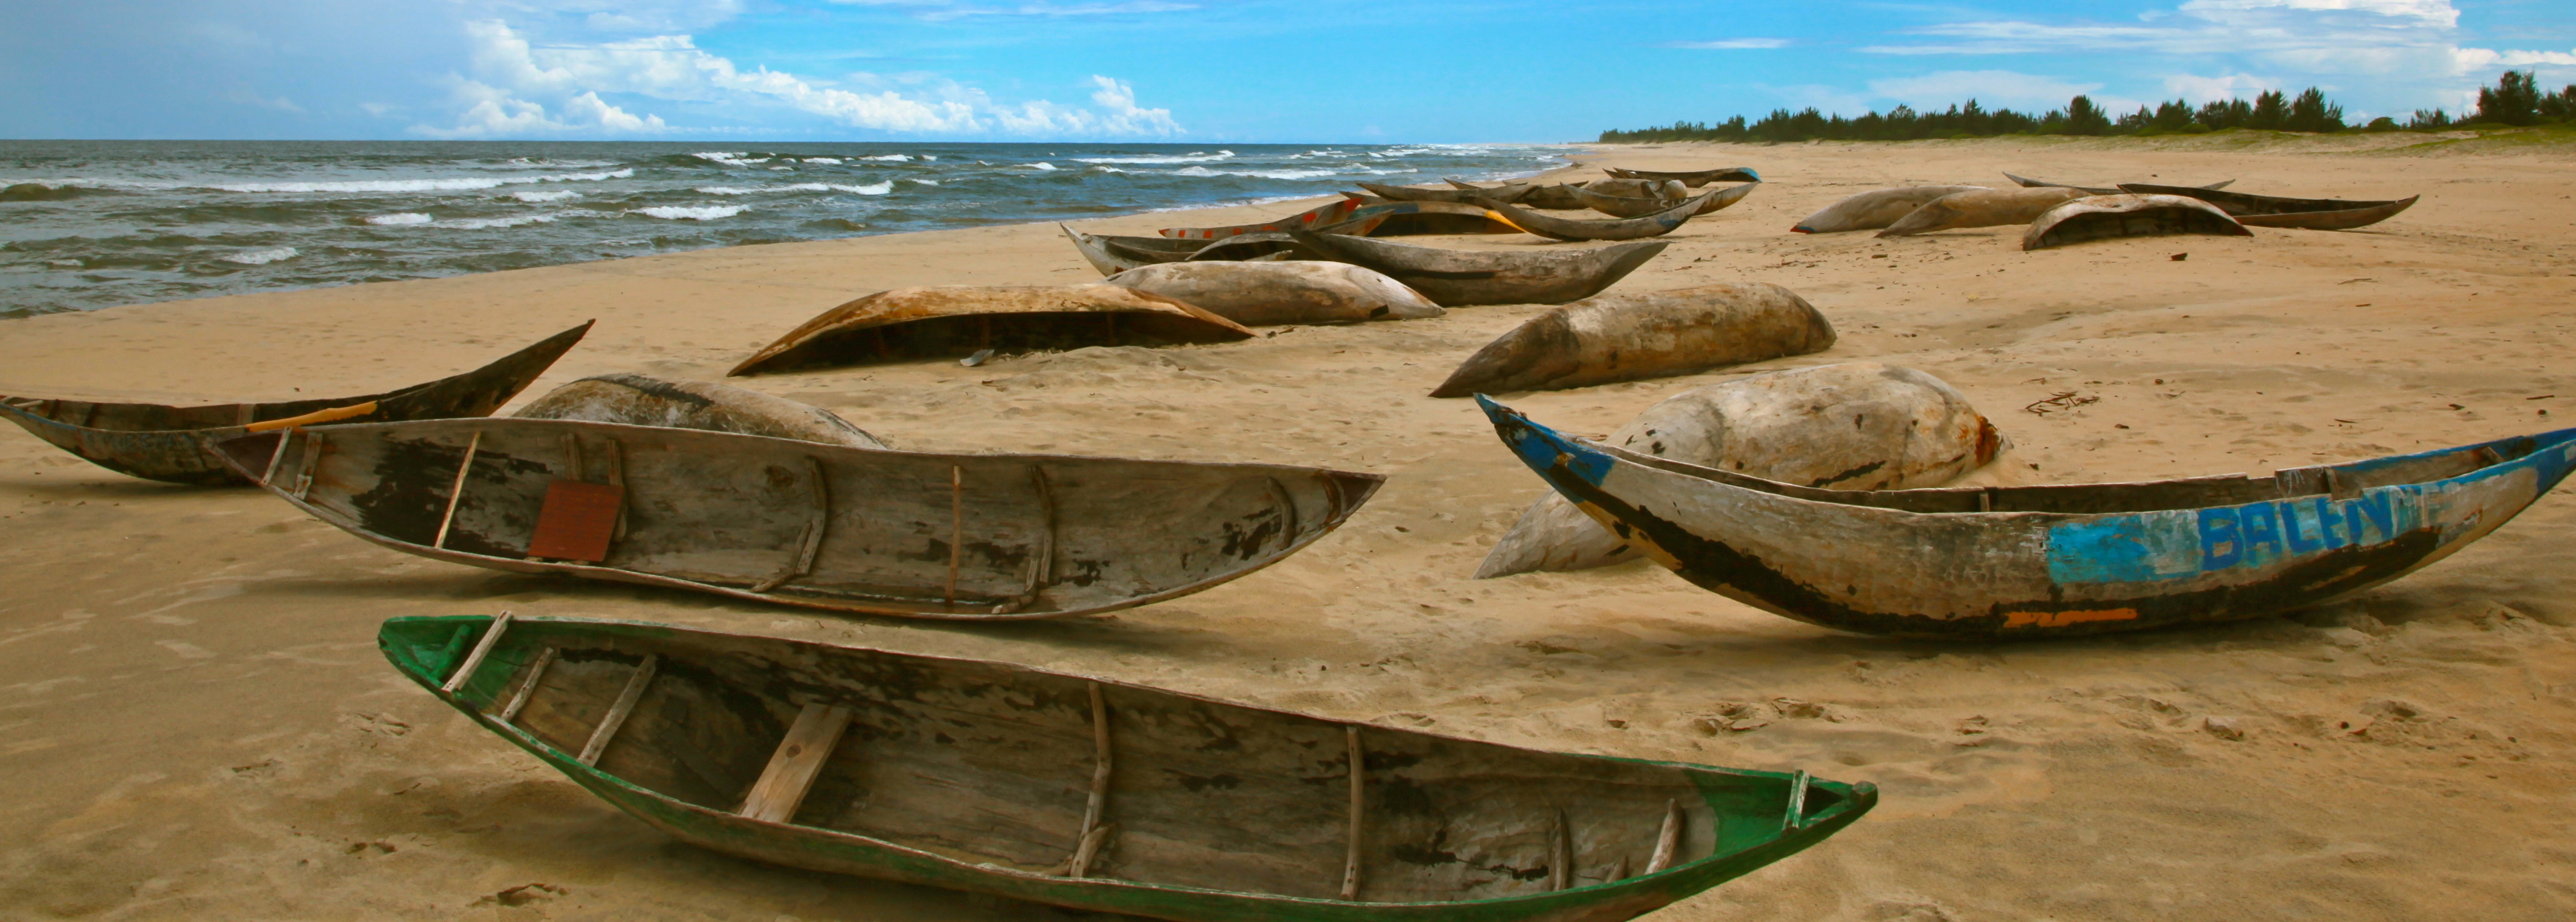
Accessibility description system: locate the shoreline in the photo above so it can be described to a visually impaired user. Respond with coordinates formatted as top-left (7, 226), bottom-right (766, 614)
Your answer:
top-left (5, 137), bottom-right (2575, 920)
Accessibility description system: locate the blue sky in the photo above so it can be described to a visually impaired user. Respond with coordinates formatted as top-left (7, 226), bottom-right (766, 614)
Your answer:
top-left (3, 1), bottom-right (2571, 142)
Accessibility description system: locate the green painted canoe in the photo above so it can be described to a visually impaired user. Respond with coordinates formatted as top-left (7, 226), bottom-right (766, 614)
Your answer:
top-left (383, 615), bottom-right (1874, 921)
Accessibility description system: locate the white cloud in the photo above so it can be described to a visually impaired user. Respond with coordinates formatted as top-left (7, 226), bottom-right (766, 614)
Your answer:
top-left (1660, 38), bottom-right (1793, 49)
top-left (415, 79), bottom-right (669, 137)
top-left (1856, 0), bottom-right (2573, 112)
top-left (226, 86), bottom-right (304, 113)
top-left (1087, 75), bottom-right (1179, 134)
top-left (1869, 70), bottom-right (2105, 110)
top-left (2163, 72), bottom-right (2274, 103)
top-left (413, 19), bottom-right (1181, 137)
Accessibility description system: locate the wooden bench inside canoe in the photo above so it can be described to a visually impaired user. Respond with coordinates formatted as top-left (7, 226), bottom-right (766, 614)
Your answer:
top-left (388, 614), bottom-right (1874, 921)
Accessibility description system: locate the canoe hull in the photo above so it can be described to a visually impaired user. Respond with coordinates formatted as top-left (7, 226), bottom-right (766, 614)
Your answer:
top-left (2116, 184), bottom-right (2417, 231)
top-left (384, 614), bottom-right (1875, 922)
top-left (1480, 398), bottom-right (2576, 638)
top-left (1603, 167), bottom-right (1760, 187)
top-left (1283, 234), bottom-right (1668, 307)
top-left (0, 321), bottom-right (590, 485)
top-left (219, 418), bottom-right (1380, 620)
top-left (1479, 191), bottom-right (1713, 242)
top-left (2023, 194), bottom-right (2250, 251)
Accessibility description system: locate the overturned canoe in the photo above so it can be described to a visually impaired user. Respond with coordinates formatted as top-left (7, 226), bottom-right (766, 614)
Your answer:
top-left (1282, 234), bottom-right (1667, 307)
top-left (513, 373), bottom-right (892, 449)
top-left (217, 418), bottom-right (1380, 619)
top-left (1789, 186), bottom-right (1986, 234)
top-left (1430, 283), bottom-right (1833, 398)
top-left (2022, 194), bottom-right (2251, 250)
top-left (1458, 180), bottom-right (1588, 211)
top-left (1480, 397), bottom-right (2576, 638)
top-left (1477, 190), bottom-right (1716, 242)
top-left (727, 286), bottom-right (1254, 376)
top-left (2006, 173), bottom-right (2233, 195)
top-left (1160, 199), bottom-right (1368, 241)
top-left (1356, 181), bottom-right (1531, 206)
top-left (1476, 364), bottom-right (2004, 579)
top-left (1441, 178), bottom-right (1536, 203)
top-left (1576, 179), bottom-right (1684, 201)
top-left (1875, 187), bottom-right (2085, 237)
top-left (1104, 261), bottom-right (1443, 326)
top-left (1572, 182), bottom-right (1756, 218)
top-left (0, 321), bottom-right (591, 486)
top-left (388, 613), bottom-right (1872, 921)
top-left (1604, 166), bottom-right (1762, 187)
top-left (2115, 184), bottom-right (2419, 231)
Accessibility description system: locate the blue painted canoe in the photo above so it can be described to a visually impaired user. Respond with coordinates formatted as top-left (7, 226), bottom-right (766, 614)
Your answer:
top-left (1479, 395), bottom-right (2576, 638)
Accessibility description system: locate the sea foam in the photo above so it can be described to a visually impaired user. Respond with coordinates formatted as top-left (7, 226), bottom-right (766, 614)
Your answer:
top-left (637, 205), bottom-right (745, 220)
top-left (366, 213), bottom-right (434, 225)
top-left (211, 169), bottom-right (632, 194)
top-left (221, 246), bottom-right (298, 265)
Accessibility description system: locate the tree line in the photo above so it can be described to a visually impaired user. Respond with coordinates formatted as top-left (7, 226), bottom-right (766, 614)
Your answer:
top-left (1599, 71), bottom-right (2576, 143)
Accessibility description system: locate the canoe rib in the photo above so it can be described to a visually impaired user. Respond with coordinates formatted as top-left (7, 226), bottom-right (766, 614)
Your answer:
top-left (1477, 396), bottom-right (2576, 638)
top-left (215, 418), bottom-right (1382, 621)
top-left (0, 320), bottom-right (590, 485)
top-left (382, 614), bottom-right (1878, 919)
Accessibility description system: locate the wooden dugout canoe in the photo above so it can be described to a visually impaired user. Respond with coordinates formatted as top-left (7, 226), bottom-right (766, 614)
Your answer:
top-left (1477, 396), bottom-right (2576, 638)
top-left (1430, 283), bottom-right (1833, 397)
top-left (1160, 199), bottom-right (1370, 241)
top-left (728, 286), bottom-right (1254, 376)
top-left (1570, 182), bottom-right (1756, 219)
top-left (2022, 194), bottom-right (2251, 251)
top-left (214, 418), bottom-right (1379, 620)
top-left (1062, 225), bottom-right (1307, 276)
top-left (1336, 197), bottom-right (1525, 235)
top-left (1282, 234), bottom-right (1668, 307)
top-left (387, 613), bottom-right (1874, 921)
top-left (0, 321), bottom-right (590, 486)
top-left (2005, 173), bottom-right (2233, 196)
top-left (1455, 180), bottom-right (1587, 211)
top-left (1603, 166), bottom-right (1762, 187)
top-left (2114, 183), bottom-right (2419, 231)
top-left (1474, 190), bottom-right (1717, 242)
top-left (1354, 181), bottom-right (1531, 206)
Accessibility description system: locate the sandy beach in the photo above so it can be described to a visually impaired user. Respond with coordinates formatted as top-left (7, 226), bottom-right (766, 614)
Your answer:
top-left (6, 133), bottom-right (2575, 920)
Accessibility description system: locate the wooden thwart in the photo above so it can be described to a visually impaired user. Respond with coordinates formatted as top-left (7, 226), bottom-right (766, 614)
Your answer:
top-left (1342, 726), bottom-right (1364, 901)
top-left (752, 456), bottom-right (831, 593)
top-left (440, 612), bottom-right (514, 694)
top-left (432, 431), bottom-right (483, 550)
top-left (1783, 770), bottom-right (1811, 831)
top-left (498, 647), bottom-right (557, 723)
top-left (944, 466), bottom-right (964, 606)
top-left (740, 703), bottom-right (855, 825)
top-left (1070, 681), bottom-right (1114, 879)
top-left (1545, 808), bottom-right (1572, 891)
top-left (1645, 798), bottom-right (1683, 874)
top-left (577, 654), bottom-right (659, 766)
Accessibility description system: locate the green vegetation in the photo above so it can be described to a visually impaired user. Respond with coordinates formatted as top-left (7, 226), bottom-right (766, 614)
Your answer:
top-left (1601, 72), bottom-right (2576, 143)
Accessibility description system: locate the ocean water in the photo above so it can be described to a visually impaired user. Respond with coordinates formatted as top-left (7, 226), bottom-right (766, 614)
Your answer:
top-left (0, 140), bottom-right (1568, 319)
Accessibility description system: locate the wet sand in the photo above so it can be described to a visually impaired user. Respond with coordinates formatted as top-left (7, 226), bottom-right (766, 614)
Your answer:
top-left (4, 132), bottom-right (2575, 920)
